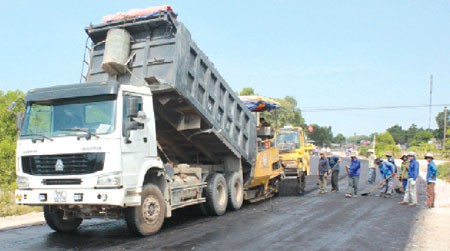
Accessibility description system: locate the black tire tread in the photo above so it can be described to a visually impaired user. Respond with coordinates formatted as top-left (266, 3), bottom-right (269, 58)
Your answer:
top-left (226, 172), bottom-right (243, 210)
top-left (203, 173), bottom-right (227, 216)
top-left (43, 205), bottom-right (82, 232)
top-left (124, 184), bottom-right (165, 236)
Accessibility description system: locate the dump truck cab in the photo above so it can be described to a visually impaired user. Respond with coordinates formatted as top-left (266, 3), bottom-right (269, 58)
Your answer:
top-left (276, 126), bottom-right (310, 195)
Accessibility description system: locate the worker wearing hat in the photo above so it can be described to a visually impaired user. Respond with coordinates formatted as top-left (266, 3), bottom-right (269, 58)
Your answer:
top-left (345, 152), bottom-right (361, 198)
top-left (367, 149), bottom-right (376, 184)
top-left (399, 151), bottom-right (419, 206)
top-left (398, 152), bottom-right (409, 192)
top-left (375, 158), bottom-right (395, 198)
top-left (425, 153), bottom-right (437, 208)
top-left (384, 151), bottom-right (398, 175)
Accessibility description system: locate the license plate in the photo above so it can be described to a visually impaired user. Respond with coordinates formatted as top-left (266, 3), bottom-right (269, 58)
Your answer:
top-left (54, 191), bottom-right (67, 202)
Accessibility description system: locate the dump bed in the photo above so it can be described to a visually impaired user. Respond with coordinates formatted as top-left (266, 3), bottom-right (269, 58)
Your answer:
top-left (85, 13), bottom-right (257, 167)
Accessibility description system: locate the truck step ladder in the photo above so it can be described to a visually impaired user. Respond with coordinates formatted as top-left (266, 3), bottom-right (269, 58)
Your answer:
top-left (79, 37), bottom-right (92, 83)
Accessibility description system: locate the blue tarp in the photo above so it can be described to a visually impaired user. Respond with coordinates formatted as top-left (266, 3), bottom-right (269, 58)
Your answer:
top-left (239, 96), bottom-right (280, 112)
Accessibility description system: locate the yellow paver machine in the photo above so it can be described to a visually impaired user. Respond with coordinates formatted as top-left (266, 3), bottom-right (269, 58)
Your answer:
top-left (239, 96), bottom-right (284, 202)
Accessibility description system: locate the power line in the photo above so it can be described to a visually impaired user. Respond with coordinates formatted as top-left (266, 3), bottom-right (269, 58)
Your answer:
top-left (302, 103), bottom-right (450, 113)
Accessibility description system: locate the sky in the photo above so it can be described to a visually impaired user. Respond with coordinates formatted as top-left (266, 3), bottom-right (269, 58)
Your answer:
top-left (1, 1), bottom-right (449, 136)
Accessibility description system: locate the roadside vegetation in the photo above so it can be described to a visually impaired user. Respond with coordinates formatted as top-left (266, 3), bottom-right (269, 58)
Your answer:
top-left (437, 162), bottom-right (450, 183)
top-left (0, 189), bottom-right (42, 217)
top-left (0, 90), bottom-right (28, 217)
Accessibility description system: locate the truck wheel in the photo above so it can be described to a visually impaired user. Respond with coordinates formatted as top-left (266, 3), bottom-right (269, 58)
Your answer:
top-left (226, 172), bottom-right (244, 210)
top-left (43, 205), bottom-right (82, 232)
top-left (125, 184), bottom-right (166, 236)
top-left (297, 172), bottom-right (306, 196)
top-left (203, 173), bottom-right (228, 216)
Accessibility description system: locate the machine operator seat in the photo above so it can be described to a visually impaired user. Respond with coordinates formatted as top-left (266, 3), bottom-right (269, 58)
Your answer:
top-left (257, 126), bottom-right (274, 140)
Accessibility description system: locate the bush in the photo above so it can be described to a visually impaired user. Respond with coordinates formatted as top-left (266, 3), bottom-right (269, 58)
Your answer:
top-left (358, 146), bottom-right (369, 156)
top-left (0, 190), bottom-right (41, 217)
top-left (437, 162), bottom-right (450, 183)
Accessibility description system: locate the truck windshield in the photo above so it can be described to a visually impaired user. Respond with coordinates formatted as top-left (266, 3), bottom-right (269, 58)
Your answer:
top-left (20, 95), bottom-right (116, 138)
top-left (277, 132), bottom-right (300, 151)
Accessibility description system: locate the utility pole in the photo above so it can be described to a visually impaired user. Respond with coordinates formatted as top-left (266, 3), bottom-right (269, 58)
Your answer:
top-left (373, 134), bottom-right (376, 155)
top-left (428, 75), bottom-right (433, 129)
top-left (444, 106), bottom-right (448, 151)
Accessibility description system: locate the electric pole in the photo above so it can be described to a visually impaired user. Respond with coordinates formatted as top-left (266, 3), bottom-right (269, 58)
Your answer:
top-left (444, 106), bottom-right (448, 151)
top-left (428, 74), bottom-right (433, 129)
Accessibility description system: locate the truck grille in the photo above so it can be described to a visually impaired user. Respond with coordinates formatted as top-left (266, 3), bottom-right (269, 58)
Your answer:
top-left (22, 153), bottom-right (105, 175)
top-left (42, 179), bottom-right (82, 185)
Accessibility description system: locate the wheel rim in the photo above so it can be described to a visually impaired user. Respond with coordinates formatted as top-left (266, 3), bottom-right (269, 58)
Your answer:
top-left (234, 180), bottom-right (243, 202)
top-left (142, 195), bottom-right (161, 224)
top-left (217, 183), bottom-right (227, 206)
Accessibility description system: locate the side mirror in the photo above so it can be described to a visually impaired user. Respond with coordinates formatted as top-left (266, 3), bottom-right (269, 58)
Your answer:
top-left (126, 121), bottom-right (140, 131)
top-left (127, 111), bottom-right (146, 130)
top-left (126, 97), bottom-right (139, 118)
top-left (16, 112), bottom-right (24, 130)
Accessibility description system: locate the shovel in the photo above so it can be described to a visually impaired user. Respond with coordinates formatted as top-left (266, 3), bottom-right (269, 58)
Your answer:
top-left (361, 179), bottom-right (386, 196)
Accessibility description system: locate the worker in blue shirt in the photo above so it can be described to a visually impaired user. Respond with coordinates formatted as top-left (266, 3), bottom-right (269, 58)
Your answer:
top-left (345, 152), bottom-right (361, 198)
top-left (425, 153), bottom-right (437, 208)
top-left (385, 151), bottom-right (398, 175)
top-left (400, 152), bottom-right (419, 206)
top-left (375, 158), bottom-right (395, 198)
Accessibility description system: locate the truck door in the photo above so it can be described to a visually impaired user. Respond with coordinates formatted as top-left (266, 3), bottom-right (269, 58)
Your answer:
top-left (121, 94), bottom-right (151, 187)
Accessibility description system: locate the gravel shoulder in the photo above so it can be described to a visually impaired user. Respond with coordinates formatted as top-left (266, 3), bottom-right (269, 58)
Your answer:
top-left (0, 212), bottom-right (45, 231)
top-left (405, 160), bottom-right (450, 251)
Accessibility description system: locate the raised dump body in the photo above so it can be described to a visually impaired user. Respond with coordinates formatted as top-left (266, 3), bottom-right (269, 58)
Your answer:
top-left (85, 13), bottom-right (257, 169)
top-left (14, 8), bottom-right (279, 237)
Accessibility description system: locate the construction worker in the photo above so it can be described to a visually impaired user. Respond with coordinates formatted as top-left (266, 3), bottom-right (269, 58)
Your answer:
top-left (399, 152), bottom-right (409, 192)
top-left (259, 117), bottom-right (270, 127)
top-left (399, 152), bottom-right (419, 206)
top-left (425, 152), bottom-right (437, 208)
top-left (318, 151), bottom-right (330, 194)
top-left (345, 152), bottom-right (361, 198)
top-left (385, 151), bottom-right (398, 175)
top-left (367, 149), bottom-right (376, 184)
top-left (328, 155), bottom-right (341, 192)
top-left (375, 158), bottom-right (395, 198)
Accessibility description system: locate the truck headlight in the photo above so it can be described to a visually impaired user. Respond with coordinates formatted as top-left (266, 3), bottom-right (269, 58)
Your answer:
top-left (97, 172), bottom-right (122, 188)
top-left (16, 176), bottom-right (29, 189)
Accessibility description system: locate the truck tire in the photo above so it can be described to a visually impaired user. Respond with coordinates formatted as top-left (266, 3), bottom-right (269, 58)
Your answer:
top-left (226, 172), bottom-right (244, 210)
top-left (203, 173), bottom-right (228, 216)
top-left (297, 172), bottom-right (306, 196)
top-left (43, 205), bottom-right (82, 232)
top-left (124, 184), bottom-right (166, 236)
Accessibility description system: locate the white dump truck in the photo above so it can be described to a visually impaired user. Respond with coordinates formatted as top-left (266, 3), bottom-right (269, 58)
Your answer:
top-left (13, 8), bottom-right (283, 236)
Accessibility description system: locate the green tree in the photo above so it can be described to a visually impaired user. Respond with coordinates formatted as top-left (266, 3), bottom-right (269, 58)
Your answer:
top-left (435, 109), bottom-right (449, 139)
top-left (332, 133), bottom-right (346, 146)
top-left (0, 90), bottom-right (25, 188)
top-left (306, 124), bottom-right (333, 146)
top-left (262, 96), bottom-right (305, 128)
top-left (239, 87), bottom-right (255, 96)
top-left (375, 131), bottom-right (400, 157)
top-left (387, 125), bottom-right (407, 145)
top-left (409, 130), bottom-right (434, 147)
top-left (406, 124), bottom-right (419, 145)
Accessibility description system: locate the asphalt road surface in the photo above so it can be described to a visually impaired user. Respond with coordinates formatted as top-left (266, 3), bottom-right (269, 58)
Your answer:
top-left (0, 156), bottom-right (422, 251)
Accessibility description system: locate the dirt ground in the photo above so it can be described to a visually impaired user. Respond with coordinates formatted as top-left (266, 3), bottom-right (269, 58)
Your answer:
top-left (404, 161), bottom-right (450, 250)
